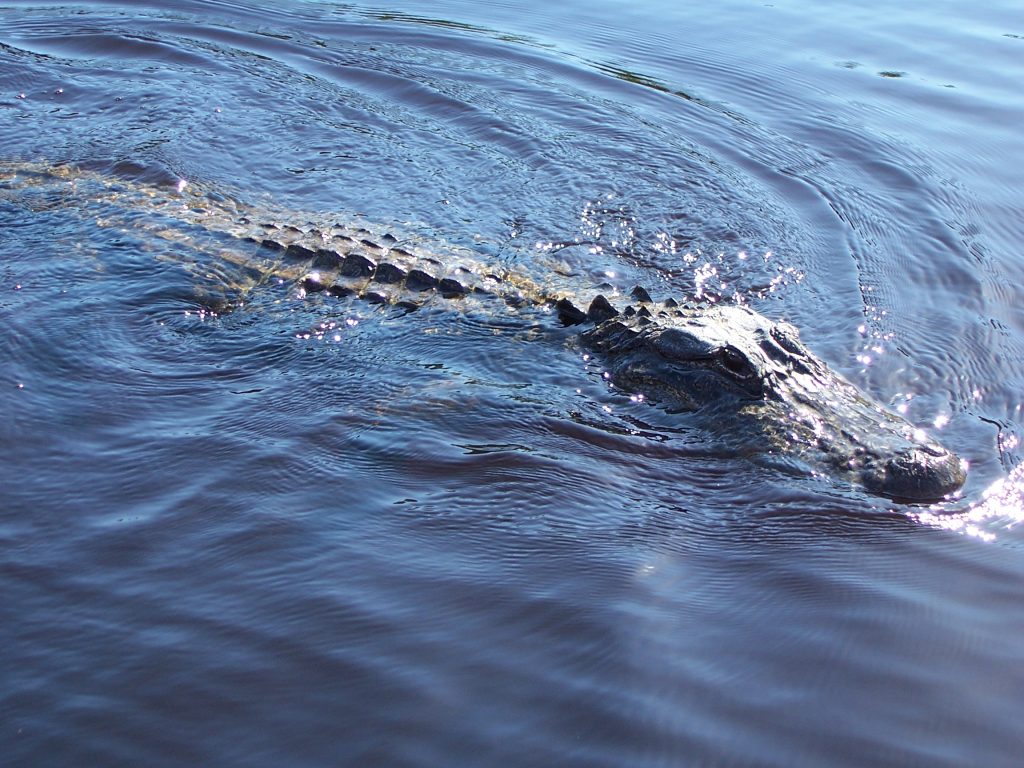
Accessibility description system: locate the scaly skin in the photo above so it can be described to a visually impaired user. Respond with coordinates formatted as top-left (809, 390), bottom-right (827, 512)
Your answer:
top-left (0, 161), bottom-right (966, 501)
top-left (578, 300), bottom-right (965, 500)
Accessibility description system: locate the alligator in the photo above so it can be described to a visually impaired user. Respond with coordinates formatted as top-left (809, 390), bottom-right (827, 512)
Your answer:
top-left (0, 161), bottom-right (966, 501)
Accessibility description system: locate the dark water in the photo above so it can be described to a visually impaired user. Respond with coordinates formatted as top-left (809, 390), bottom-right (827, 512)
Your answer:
top-left (2, 1), bottom-right (1024, 765)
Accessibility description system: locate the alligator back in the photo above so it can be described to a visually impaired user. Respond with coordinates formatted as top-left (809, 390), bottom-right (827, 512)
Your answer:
top-left (1, 161), bottom-right (586, 317)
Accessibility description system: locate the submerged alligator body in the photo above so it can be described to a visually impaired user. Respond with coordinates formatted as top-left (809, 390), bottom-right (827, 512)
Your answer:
top-left (1, 162), bottom-right (966, 501)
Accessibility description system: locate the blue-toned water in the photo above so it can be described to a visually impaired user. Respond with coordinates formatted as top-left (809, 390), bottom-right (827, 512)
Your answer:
top-left (2, 1), bottom-right (1024, 765)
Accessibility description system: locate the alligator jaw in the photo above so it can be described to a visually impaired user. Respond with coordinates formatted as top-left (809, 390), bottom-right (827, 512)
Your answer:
top-left (768, 358), bottom-right (967, 503)
top-left (750, 393), bottom-right (967, 502)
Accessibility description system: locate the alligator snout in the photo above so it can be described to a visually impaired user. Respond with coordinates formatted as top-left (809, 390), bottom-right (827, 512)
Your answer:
top-left (860, 443), bottom-right (966, 502)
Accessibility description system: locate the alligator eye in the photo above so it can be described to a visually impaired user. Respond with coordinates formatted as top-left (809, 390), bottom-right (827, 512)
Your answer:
top-left (718, 346), bottom-right (753, 378)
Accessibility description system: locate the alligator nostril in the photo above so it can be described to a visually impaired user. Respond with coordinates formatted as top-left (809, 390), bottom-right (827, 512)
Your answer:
top-left (863, 447), bottom-right (966, 502)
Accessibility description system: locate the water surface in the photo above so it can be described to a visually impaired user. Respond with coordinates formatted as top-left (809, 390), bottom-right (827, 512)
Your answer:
top-left (2, 1), bottom-right (1024, 766)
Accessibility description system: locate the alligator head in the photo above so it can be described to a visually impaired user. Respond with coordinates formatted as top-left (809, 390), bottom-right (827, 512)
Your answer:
top-left (575, 298), bottom-right (965, 502)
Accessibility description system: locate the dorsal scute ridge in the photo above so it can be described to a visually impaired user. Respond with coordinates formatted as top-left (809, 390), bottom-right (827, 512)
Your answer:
top-left (587, 294), bottom-right (619, 323)
top-left (630, 285), bottom-right (653, 303)
top-left (555, 298), bottom-right (588, 326)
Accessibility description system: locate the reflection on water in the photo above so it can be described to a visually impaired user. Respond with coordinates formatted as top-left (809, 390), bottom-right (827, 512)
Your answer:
top-left (916, 463), bottom-right (1024, 542)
